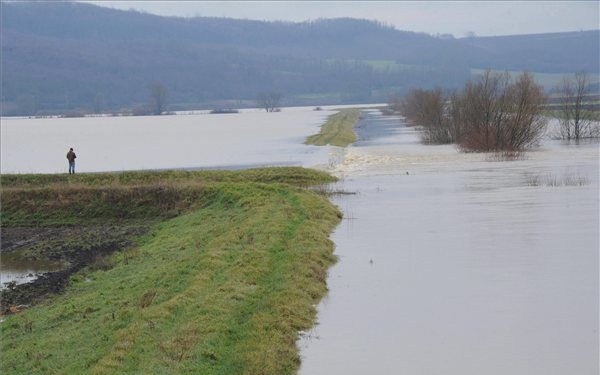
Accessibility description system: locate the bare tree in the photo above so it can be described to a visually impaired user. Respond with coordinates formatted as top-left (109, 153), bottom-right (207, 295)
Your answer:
top-left (459, 70), bottom-right (512, 151)
top-left (400, 70), bottom-right (547, 152)
top-left (387, 93), bottom-right (403, 114)
top-left (557, 72), bottom-right (594, 140)
top-left (502, 72), bottom-right (547, 150)
top-left (446, 90), bottom-right (464, 144)
top-left (457, 71), bottom-right (547, 152)
top-left (416, 89), bottom-right (452, 144)
top-left (149, 81), bottom-right (169, 115)
top-left (257, 91), bottom-right (283, 112)
top-left (401, 88), bottom-right (463, 144)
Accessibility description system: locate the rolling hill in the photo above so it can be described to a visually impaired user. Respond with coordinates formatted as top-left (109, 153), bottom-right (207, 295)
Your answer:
top-left (1, 1), bottom-right (598, 116)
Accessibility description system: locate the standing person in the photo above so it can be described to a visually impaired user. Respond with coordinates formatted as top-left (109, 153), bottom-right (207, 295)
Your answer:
top-left (66, 147), bottom-right (76, 174)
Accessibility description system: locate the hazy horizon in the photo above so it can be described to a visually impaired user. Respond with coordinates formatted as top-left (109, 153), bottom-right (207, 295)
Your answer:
top-left (82, 0), bottom-right (599, 38)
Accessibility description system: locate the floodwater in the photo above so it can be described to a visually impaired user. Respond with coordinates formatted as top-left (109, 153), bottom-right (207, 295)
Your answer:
top-left (300, 110), bottom-right (599, 374)
top-left (0, 107), bottom-right (337, 174)
top-left (1, 108), bottom-right (598, 373)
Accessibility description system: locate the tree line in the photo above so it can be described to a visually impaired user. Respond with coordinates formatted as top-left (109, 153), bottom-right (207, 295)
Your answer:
top-left (395, 71), bottom-right (598, 152)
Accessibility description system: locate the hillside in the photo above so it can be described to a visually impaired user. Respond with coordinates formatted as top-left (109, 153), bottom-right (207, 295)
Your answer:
top-left (460, 31), bottom-right (599, 73)
top-left (1, 2), bottom-right (598, 116)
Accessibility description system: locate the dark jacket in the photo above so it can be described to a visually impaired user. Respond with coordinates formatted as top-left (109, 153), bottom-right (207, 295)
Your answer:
top-left (67, 150), bottom-right (76, 163)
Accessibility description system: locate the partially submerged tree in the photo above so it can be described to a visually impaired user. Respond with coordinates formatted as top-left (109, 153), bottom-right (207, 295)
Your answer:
top-left (149, 81), bottom-right (169, 115)
top-left (459, 71), bottom-right (512, 151)
top-left (386, 93), bottom-right (403, 114)
top-left (400, 70), bottom-right (547, 152)
top-left (501, 72), bottom-right (547, 150)
top-left (557, 72), bottom-right (596, 140)
top-left (401, 88), bottom-right (453, 144)
top-left (257, 91), bottom-right (283, 112)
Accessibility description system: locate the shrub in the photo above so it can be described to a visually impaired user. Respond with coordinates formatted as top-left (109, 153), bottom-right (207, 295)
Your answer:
top-left (400, 70), bottom-right (547, 152)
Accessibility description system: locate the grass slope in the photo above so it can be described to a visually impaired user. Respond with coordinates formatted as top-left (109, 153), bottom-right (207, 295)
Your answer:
top-left (0, 168), bottom-right (341, 374)
top-left (305, 108), bottom-right (361, 147)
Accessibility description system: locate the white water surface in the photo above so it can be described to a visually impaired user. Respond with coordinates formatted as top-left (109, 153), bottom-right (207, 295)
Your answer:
top-left (300, 111), bottom-right (599, 374)
top-left (1, 107), bottom-right (336, 174)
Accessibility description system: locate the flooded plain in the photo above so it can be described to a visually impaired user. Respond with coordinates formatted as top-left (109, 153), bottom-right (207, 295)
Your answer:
top-left (1, 108), bottom-right (598, 373)
top-left (300, 111), bottom-right (599, 374)
top-left (0, 107), bottom-right (335, 174)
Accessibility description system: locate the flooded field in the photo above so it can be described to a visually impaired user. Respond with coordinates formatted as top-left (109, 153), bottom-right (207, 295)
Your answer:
top-left (1, 108), bottom-right (598, 373)
top-left (300, 111), bottom-right (599, 374)
top-left (0, 107), bottom-right (334, 174)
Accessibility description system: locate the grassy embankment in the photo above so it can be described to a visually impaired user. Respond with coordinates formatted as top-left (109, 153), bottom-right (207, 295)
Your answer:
top-left (0, 168), bottom-right (341, 375)
top-left (305, 108), bottom-right (361, 147)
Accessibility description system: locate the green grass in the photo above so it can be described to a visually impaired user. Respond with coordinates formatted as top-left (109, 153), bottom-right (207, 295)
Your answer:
top-left (0, 168), bottom-right (342, 374)
top-left (0, 167), bottom-right (337, 189)
top-left (304, 108), bottom-right (361, 147)
top-left (0, 168), bottom-right (338, 226)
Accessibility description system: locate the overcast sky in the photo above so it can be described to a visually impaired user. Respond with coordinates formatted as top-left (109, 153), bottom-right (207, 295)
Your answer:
top-left (83, 1), bottom-right (599, 37)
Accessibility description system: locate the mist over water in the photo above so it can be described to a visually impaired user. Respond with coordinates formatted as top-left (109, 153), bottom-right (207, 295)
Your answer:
top-left (300, 110), bottom-right (599, 374)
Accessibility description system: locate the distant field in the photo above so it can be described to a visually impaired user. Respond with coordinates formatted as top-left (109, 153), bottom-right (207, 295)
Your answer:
top-left (293, 65), bottom-right (600, 106)
top-left (470, 69), bottom-right (600, 89)
top-left (292, 92), bottom-right (343, 101)
top-left (325, 59), bottom-right (445, 73)
top-left (363, 60), bottom-right (446, 73)
top-left (361, 60), bottom-right (414, 72)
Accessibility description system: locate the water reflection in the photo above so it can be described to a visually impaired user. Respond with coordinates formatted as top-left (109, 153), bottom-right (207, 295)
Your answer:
top-left (1, 252), bottom-right (66, 288)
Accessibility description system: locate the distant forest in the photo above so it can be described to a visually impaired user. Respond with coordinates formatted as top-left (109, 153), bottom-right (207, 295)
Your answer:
top-left (2, 2), bottom-right (599, 116)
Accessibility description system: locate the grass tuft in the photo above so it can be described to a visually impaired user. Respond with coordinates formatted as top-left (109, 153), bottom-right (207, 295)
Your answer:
top-left (526, 173), bottom-right (591, 187)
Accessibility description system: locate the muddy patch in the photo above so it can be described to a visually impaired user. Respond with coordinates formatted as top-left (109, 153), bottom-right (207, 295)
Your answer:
top-left (1, 225), bottom-right (148, 314)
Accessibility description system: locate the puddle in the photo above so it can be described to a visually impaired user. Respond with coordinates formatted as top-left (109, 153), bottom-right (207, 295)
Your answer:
top-left (1, 253), bottom-right (66, 289)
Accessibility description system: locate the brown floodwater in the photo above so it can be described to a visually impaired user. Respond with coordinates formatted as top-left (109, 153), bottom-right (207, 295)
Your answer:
top-left (300, 111), bottom-right (599, 375)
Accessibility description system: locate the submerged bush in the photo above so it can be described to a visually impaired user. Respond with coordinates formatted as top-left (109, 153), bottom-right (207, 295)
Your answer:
top-left (400, 71), bottom-right (548, 152)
